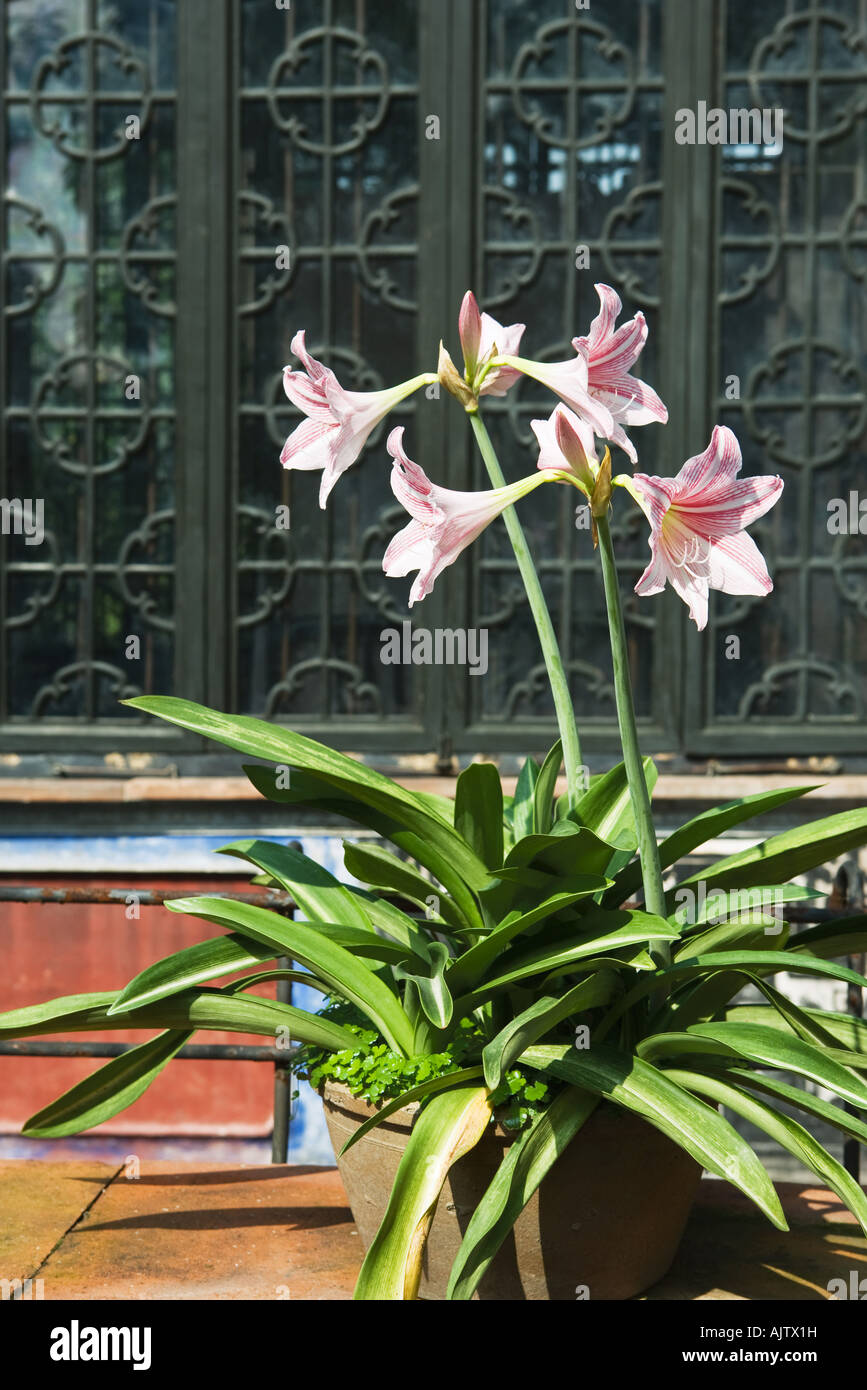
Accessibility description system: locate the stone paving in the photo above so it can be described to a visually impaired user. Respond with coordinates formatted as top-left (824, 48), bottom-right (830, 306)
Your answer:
top-left (0, 1162), bottom-right (863, 1300)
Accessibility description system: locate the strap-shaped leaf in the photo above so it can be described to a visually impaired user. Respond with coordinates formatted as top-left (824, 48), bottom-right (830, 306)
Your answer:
top-left (672, 883), bottom-right (821, 933)
top-left (394, 942), bottom-right (454, 1030)
top-left (639, 1022), bottom-right (867, 1108)
top-left (604, 784), bottom-right (817, 908)
top-left (243, 765), bottom-right (485, 934)
top-left (512, 756), bottom-right (540, 841)
top-left (504, 822), bottom-right (620, 878)
top-left (353, 1085), bottom-right (492, 1300)
top-left (454, 763), bottom-right (504, 869)
top-left (722, 1067), bottom-right (867, 1149)
top-left (447, 1085), bottom-right (600, 1301)
top-left (571, 756), bottom-right (656, 846)
top-left (482, 971), bottom-right (619, 1089)
top-left (670, 807), bottom-right (867, 901)
top-left (789, 914), bottom-right (867, 961)
top-left (0, 987), bottom-right (356, 1050)
top-left (22, 1030), bottom-right (192, 1138)
top-left (448, 884), bottom-right (609, 994)
top-left (123, 698), bottom-right (491, 898)
top-left (218, 839), bottom-right (373, 932)
top-left (520, 1043), bottom-right (786, 1229)
top-left (109, 932), bottom-right (340, 1014)
top-left (665, 1068), bottom-right (867, 1237)
top-left (128, 896), bottom-right (414, 1056)
top-left (342, 841), bottom-right (463, 933)
top-left (338, 1067), bottom-right (486, 1156)
top-left (725, 1005), bottom-right (867, 1056)
top-left (533, 740), bottom-right (563, 836)
top-left (470, 910), bottom-right (678, 997)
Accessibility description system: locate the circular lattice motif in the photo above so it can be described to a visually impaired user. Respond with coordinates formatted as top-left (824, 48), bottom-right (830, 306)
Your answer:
top-left (511, 16), bottom-right (635, 151)
top-left (266, 27), bottom-right (389, 155)
top-left (30, 32), bottom-right (152, 161)
top-left (33, 352), bottom-right (150, 476)
top-left (750, 11), bottom-right (867, 144)
top-left (743, 341), bottom-right (866, 469)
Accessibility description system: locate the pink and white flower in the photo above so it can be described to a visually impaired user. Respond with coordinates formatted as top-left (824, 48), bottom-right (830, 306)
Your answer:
top-left (281, 332), bottom-right (433, 508)
top-left (571, 283), bottom-right (668, 464)
top-left (458, 291), bottom-right (525, 397)
top-left (628, 425), bottom-right (783, 630)
top-left (531, 404), bottom-right (599, 494)
top-left (495, 345), bottom-right (616, 440)
top-left (383, 427), bottom-right (556, 606)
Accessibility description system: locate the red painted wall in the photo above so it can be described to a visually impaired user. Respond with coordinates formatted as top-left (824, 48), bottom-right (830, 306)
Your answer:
top-left (0, 877), bottom-right (279, 1136)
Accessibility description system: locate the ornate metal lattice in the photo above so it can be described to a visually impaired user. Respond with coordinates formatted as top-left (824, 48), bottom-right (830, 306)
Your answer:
top-left (2, 0), bottom-right (866, 758)
top-left (1, 0), bottom-right (176, 735)
top-left (687, 0), bottom-right (867, 752)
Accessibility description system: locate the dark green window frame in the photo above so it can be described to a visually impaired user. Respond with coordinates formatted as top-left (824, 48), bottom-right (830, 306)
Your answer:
top-left (2, 0), bottom-right (865, 762)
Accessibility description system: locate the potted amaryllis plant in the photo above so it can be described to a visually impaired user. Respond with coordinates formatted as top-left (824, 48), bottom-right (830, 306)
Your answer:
top-left (5, 287), bottom-right (867, 1301)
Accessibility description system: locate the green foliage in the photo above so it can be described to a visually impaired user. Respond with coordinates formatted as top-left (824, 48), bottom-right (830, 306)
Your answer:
top-left (4, 697), bottom-right (867, 1302)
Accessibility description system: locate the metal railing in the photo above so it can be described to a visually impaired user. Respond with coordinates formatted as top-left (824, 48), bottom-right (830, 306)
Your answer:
top-left (0, 863), bottom-right (864, 1172)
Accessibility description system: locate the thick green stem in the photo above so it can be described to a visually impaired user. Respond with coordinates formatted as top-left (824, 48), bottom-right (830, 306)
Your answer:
top-left (595, 513), bottom-right (669, 959)
top-left (469, 411), bottom-right (584, 806)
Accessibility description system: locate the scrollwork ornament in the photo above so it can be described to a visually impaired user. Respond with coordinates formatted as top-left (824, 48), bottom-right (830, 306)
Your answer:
top-left (236, 504), bottom-right (295, 628)
top-left (357, 186), bottom-right (418, 314)
top-left (238, 192), bottom-right (297, 317)
top-left (116, 509), bottom-right (175, 633)
top-left (481, 187), bottom-right (544, 309)
top-left (266, 27), bottom-right (389, 155)
top-left (120, 195), bottom-right (177, 319)
top-left (4, 194), bottom-right (65, 317)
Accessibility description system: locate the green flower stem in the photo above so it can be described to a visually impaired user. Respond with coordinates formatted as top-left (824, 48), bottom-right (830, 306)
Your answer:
top-left (595, 512), bottom-right (669, 961)
top-left (469, 410), bottom-right (584, 807)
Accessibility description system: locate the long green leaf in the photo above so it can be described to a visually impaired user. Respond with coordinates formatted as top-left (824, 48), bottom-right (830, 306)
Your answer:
top-left (120, 896), bottom-right (414, 1055)
top-left (468, 910), bottom-right (679, 997)
top-left (454, 763), bottom-right (504, 870)
top-left (447, 1085), bottom-right (600, 1300)
top-left (520, 1043), bottom-right (786, 1229)
top-left (0, 987), bottom-right (357, 1050)
top-left (338, 1067), bottom-right (486, 1155)
top-left (724, 1005), bottom-right (867, 1057)
top-left (671, 807), bottom-right (867, 901)
top-left (110, 932), bottom-right (332, 1014)
top-left (533, 740), bottom-right (563, 836)
top-left (789, 915), bottom-right (867, 961)
top-left (341, 841), bottom-right (463, 933)
top-left (672, 883), bottom-right (821, 932)
top-left (22, 1030), bottom-right (192, 1138)
top-left (447, 883), bottom-right (610, 994)
top-left (513, 756), bottom-right (540, 841)
top-left (482, 972), bottom-right (619, 1089)
top-left (572, 756), bottom-right (656, 846)
top-left (243, 763), bottom-right (485, 932)
top-left (218, 839), bottom-right (371, 933)
top-left (123, 697), bottom-right (491, 896)
top-left (665, 1068), bottom-right (867, 1236)
top-left (394, 942), bottom-right (454, 1030)
top-left (722, 1067), bottom-right (867, 1150)
top-left (639, 1022), bottom-right (867, 1108)
top-left (353, 1085), bottom-right (492, 1300)
top-left (605, 784), bottom-right (817, 908)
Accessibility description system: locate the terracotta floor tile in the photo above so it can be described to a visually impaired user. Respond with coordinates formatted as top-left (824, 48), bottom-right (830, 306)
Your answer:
top-left (0, 1160), bottom-right (117, 1287)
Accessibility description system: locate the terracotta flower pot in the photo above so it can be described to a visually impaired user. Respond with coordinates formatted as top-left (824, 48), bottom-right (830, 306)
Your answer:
top-left (322, 1081), bottom-right (703, 1300)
